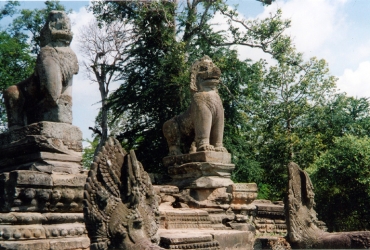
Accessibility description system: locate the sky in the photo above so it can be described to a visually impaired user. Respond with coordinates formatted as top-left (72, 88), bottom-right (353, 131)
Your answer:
top-left (2, 0), bottom-right (370, 145)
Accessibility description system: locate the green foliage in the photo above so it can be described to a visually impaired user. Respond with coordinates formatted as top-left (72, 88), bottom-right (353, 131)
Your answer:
top-left (82, 138), bottom-right (99, 169)
top-left (308, 135), bottom-right (370, 231)
top-left (239, 51), bottom-right (337, 200)
top-left (90, 0), bottom-right (292, 176)
top-left (0, 31), bottom-right (34, 87)
top-left (90, 5), bottom-right (370, 233)
top-left (0, 1), bottom-right (19, 20)
top-left (103, 2), bottom-right (187, 173)
top-left (0, 31), bottom-right (34, 131)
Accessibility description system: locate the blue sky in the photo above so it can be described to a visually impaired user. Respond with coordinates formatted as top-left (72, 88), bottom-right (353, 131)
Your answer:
top-left (2, 0), bottom-right (370, 145)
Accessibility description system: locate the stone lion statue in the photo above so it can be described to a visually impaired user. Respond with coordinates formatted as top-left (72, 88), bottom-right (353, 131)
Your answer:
top-left (3, 11), bottom-right (78, 129)
top-left (163, 55), bottom-right (227, 155)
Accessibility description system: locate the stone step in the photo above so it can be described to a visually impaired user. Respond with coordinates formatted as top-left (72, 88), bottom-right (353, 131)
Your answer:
top-left (163, 151), bottom-right (232, 167)
top-left (159, 229), bottom-right (254, 250)
top-left (0, 236), bottom-right (90, 250)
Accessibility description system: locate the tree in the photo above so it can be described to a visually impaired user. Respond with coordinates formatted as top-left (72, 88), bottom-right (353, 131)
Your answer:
top-left (0, 31), bottom-right (34, 132)
top-left (77, 19), bottom-right (133, 151)
top-left (82, 138), bottom-right (100, 169)
top-left (89, 0), bottom-right (289, 173)
top-left (244, 52), bottom-right (337, 199)
top-left (309, 135), bottom-right (370, 231)
top-left (308, 94), bottom-right (370, 146)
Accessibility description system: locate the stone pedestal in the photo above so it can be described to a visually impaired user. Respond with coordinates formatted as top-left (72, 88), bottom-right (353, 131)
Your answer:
top-left (164, 152), bottom-right (235, 189)
top-left (0, 122), bottom-right (89, 250)
top-left (0, 122), bottom-right (82, 174)
top-left (164, 152), bottom-right (260, 214)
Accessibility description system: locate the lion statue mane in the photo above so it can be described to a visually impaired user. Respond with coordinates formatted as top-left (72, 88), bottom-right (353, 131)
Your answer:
top-left (163, 55), bottom-right (227, 155)
top-left (3, 10), bottom-right (78, 129)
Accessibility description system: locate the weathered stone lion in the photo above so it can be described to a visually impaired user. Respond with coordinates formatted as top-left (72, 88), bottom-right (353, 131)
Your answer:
top-left (163, 56), bottom-right (227, 155)
top-left (3, 11), bottom-right (78, 129)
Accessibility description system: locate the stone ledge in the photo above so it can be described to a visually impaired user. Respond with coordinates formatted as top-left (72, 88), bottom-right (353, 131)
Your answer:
top-left (0, 171), bottom-right (86, 213)
top-left (0, 122), bottom-right (82, 147)
top-left (0, 213), bottom-right (84, 225)
top-left (153, 185), bottom-right (179, 195)
top-left (0, 236), bottom-right (90, 250)
top-left (158, 229), bottom-right (254, 250)
top-left (0, 152), bottom-right (82, 174)
top-left (170, 176), bottom-right (234, 189)
top-left (169, 162), bottom-right (235, 179)
top-left (163, 151), bottom-right (231, 167)
top-left (0, 223), bottom-right (86, 241)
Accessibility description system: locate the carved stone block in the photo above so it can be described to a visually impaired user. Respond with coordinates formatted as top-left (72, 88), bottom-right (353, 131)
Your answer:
top-left (231, 183), bottom-right (258, 208)
top-left (49, 237), bottom-right (90, 250)
top-left (159, 230), bottom-right (220, 250)
top-left (153, 185), bottom-right (179, 195)
top-left (163, 151), bottom-right (231, 167)
top-left (160, 209), bottom-right (212, 229)
top-left (0, 122), bottom-right (83, 174)
top-left (0, 225), bottom-right (46, 241)
top-left (0, 171), bottom-right (86, 212)
top-left (0, 212), bottom-right (84, 225)
top-left (254, 201), bottom-right (284, 217)
top-left (0, 122), bottom-right (82, 149)
top-left (211, 230), bottom-right (254, 250)
top-left (0, 237), bottom-right (90, 250)
top-left (169, 162), bottom-right (235, 179)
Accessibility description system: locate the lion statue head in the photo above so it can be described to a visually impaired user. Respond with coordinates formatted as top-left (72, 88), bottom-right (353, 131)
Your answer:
top-left (190, 55), bottom-right (221, 92)
top-left (40, 11), bottom-right (73, 47)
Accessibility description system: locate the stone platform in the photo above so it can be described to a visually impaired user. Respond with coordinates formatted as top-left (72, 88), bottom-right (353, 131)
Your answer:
top-left (163, 151), bottom-right (232, 167)
top-left (156, 185), bottom-right (285, 250)
top-left (0, 122), bottom-right (83, 174)
top-left (165, 152), bottom-right (235, 189)
top-left (159, 229), bottom-right (254, 250)
top-left (0, 122), bottom-right (89, 249)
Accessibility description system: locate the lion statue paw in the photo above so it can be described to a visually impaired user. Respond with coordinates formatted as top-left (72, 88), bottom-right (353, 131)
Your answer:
top-left (215, 146), bottom-right (228, 152)
top-left (198, 144), bottom-right (215, 152)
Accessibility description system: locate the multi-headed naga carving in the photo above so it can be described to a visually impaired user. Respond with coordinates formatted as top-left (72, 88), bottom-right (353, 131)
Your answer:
top-left (286, 162), bottom-right (370, 249)
top-left (163, 56), bottom-right (227, 155)
top-left (3, 11), bottom-right (78, 129)
top-left (83, 137), bottom-right (163, 250)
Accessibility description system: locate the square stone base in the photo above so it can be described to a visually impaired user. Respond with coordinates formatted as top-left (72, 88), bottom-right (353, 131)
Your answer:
top-left (163, 151), bottom-right (231, 167)
top-left (0, 122), bottom-right (83, 173)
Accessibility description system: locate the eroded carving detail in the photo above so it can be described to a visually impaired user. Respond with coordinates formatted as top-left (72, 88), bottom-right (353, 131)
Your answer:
top-left (3, 11), bottom-right (78, 129)
top-left (286, 162), bottom-right (370, 249)
top-left (163, 56), bottom-right (227, 155)
top-left (84, 137), bottom-right (163, 250)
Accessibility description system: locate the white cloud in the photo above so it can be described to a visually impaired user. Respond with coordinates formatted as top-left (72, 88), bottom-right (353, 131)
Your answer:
top-left (68, 6), bottom-right (101, 143)
top-left (260, 0), bottom-right (347, 55)
top-left (68, 5), bottom-right (122, 144)
top-left (351, 39), bottom-right (370, 65)
top-left (212, 0), bottom-right (349, 68)
top-left (337, 61), bottom-right (370, 98)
